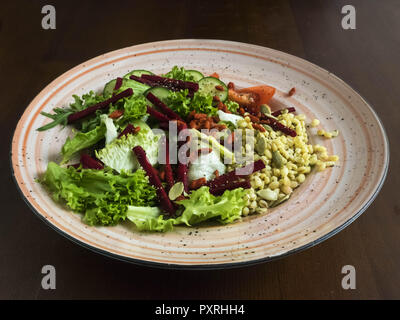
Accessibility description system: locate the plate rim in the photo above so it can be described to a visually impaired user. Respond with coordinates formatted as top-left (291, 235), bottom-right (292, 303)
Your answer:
top-left (10, 39), bottom-right (390, 270)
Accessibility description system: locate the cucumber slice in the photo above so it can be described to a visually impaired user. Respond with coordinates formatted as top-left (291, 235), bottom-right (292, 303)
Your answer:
top-left (124, 69), bottom-right (154, 78)
top-left (103, 79), bottom-right (117, 97)
top-left (198, 77), bottom-right (228, 102)
top-left (104, 78), bottom-right (150, 98)
top-left (186, 70), bottom-right (204, 82)
top-left (123, 78), bottom-right (151, 95)
top-left (144, 86), bottom-right (170, 105)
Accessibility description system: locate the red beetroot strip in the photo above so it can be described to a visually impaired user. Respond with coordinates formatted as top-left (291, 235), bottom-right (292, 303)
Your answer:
top-left (129, 75), bottom-right (158, 86)
top-left (244, 105), bottom-right (296, 137)
top-left (114, 77), bottom-right (123, 91)
top-left (157, 119), bottom-right (188, 133)
top-left (158, 121), bottom-right (170, 131)
top-left (164, 138), bottom-right (175, 190)
top-left (209, 180), bottom-right (251, 196)
top-left (271, 107), bottom-right (296, 117)
top-left (118, 124), bottom-right (135, 138)
top-left (133, 146), bottom-right (175, 215)
top-left (68, 88), bottom-right (133, 123)
top-left (206, 160), bottom-right (265, 190)
top-left (154, 117), bottom-right (190, 193)
top-left (157, 119), bottom-right (190, 192)
top-left (141, 74), bottom-right (199, 93)
top-left (176, 121), bottom-right (189, 193)
top-left (146, 92), bottom-right (184, 122)
top-left (265, 116), bottom-right (297, 137)
top-left (80, 154), bottom-right (104, 170)
top-left (146, 106), bottom-right (171, 123)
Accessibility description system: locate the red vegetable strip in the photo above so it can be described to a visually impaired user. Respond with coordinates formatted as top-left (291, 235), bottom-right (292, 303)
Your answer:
top-left (146, 106), bottom-right (171, 123)
top-left (158, 121), bottom-right (170, 131)
top-left (164, 138), bottom-right (175, 190)
top-left (271, 107), bottom-right (296, 117)
top-left (209, 179), bottom-right (251, 196)
top-left (68, 88), bottom-right (133, 123)
top-left (141, 74), bottom-right (199, 92)
top-left (158, 119), bottom-right (188, 133)
top-left (129, 75), bottom-right (158, 86)
top-left (176, 119), bottom-right (190, 193)
top-left (206, 160), bottom-right (265, 189)
top-left (133, 146), bottom-right (175, 215)
top-left (265, 116), bottom-right (297, 137)
top-left (114, 77), bottom-right (123, 91)
top-left (117, 124), bottom-right (135, 138)
top-left (146, 92), bottom-right (184, 122)
top-left (80, 154), bottom-right (104, 170)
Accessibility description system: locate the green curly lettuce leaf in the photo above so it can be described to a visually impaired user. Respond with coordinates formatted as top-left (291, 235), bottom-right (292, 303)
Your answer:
top-left (41, 162), bottom-right (157, 226)
top-left (224, 100), bottom-right (240, 113)
top-left (167, 89), bottom-right (216, 117)
top-left (163, 66), bottom-right (195, 82)
top-left (125, 186), bottom-right (248, 232)
top-left (110, 93), bottom-right (148, 125)
top-left (166, 87), bottom-right (240, 118)
top-left (176, 186), bottom-right (247, 225)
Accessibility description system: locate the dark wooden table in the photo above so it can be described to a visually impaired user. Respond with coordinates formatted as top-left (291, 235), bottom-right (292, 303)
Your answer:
top-left (1, 0), bottom-right (399, 299)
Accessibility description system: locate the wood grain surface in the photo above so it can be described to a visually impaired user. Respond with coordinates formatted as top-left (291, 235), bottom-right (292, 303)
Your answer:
top-left (1, 0), bottom-right (399, 299)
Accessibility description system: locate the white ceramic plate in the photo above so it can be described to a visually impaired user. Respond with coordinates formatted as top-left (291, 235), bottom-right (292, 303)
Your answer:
top-left (11, 40), bottom-right (389, 269)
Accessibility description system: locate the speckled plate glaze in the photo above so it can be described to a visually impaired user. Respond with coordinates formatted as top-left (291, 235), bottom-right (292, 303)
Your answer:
top-left (11, 40), bottom-right (389, 269)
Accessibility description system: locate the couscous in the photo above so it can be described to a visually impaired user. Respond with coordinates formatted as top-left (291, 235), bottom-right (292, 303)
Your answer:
top-left (233, 109), bottom-right (339, 216)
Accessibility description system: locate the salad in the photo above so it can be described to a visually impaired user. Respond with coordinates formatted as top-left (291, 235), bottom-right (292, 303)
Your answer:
top-left (38, 66), bottom-right (339, 232)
